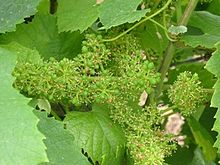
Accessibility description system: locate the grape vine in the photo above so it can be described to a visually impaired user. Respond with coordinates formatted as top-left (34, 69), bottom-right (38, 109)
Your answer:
top-left (1, 0), bottom-right (219, 164)
top-left (13, 32), bottom-right (177, 164)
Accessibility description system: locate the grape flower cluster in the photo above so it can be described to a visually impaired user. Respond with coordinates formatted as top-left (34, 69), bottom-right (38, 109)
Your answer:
top-left (13, 33), bottom-right (160, 106)
top-left (13, 32), bottom-right (176, 165)
top-left (168, 71), bottom-right (205, 116)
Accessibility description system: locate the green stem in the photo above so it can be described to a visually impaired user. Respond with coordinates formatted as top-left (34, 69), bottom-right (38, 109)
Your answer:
top-left (156, 42), bottom-right (175, 96)
top-left (51, 109), bottom-right (62, 121)
top-left (102, 0), bottom-right (173, 42)
top-left (162, 10), bottom-right (176, 42)
top-left (175, 0), bottom-right (182, 22)
top-left (178, 0), bottom-right (199, 26)
top-left (156, 0), bottom-right (199, 97)
top-left (149, 18), bottom-right (176, 42)
top-left (149, 18), bottom-right (167, 31)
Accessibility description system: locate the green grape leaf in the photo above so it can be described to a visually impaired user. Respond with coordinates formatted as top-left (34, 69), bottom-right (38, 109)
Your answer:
top-left (211, 80), bottom-right (220, 109)
top-left (37, 0), bottom-right (50, 14)
top-left (138, 20), bottom-right (169, 56)
top-left (207, 0), bottom-right (220, 15)
top-left (205, 42), bottom-right (220, 153)
top-left (34, 111), bottom-right (90, 165)
top-left (0, 0), bottom-right (41, 33)
top-left (188, 116), bottom-right (216, 160)
top-left (205, 44), bottom-right (220, 77)
top-left (57, 0), bottom-right (99, 32)
top-left (183, 34), bottom-right (220, 49)
top-left (64, 104), bottom-right (126, 165)
top-left (190, 147), bottom-right (216, 165)
top-left (182, 11), bottom-right (220, 48)
top-left (212, 98), bottom-right (220, 150)
top-left (99, 0), bottom-right (150, 29)
top-left (0, 47), bottom-right (48, 164)
top-left (1, 42), bottom-right (42, 64)
top-left (187, 11), bottom-right (220, 34)
top-left (165, 146), bottom-right (216, 165)
top-left (0, 14), bottom-right (82, 60)
top-left (165, 145), bottom-right (195, 165)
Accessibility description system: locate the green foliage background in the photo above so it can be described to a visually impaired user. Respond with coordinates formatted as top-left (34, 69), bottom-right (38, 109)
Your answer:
top-left (1, 0), bottom-right (220, 164)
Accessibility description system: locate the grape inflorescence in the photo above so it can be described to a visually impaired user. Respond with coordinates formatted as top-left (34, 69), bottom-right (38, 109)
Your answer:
top-left (13, 33), bottom-right (160, 106)
top-left (168, 71), bottom-right (205, 116)
top-left (13, 32), bottom-right (175, 165)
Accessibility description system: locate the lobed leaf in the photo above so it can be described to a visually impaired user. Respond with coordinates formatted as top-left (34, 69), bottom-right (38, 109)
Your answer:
top-left (207, 0), bottom-right (220, 15)
top-left (0, 14), bottom-right (82, 60)
top-left (205, 43), bottom-right (220, 153)
top-left (188, 117), bottom-right (216, 160)
top-left (0, 47), bottom-right (48, 164)
top-left (205, 43), bottom-right (220, 78)
top-left (64, 104), bottom-right (126, 165)
top-left (57, 0), bottom-right (150, 32)
top-left (1, 42), bottom-right (42, 64)
top-left (57, 0), bottom-right (99, 33)
top-left (34, 111), bottom-right (90, 165)
top-left (99, 0), bottom-right (150, 29)
top-left (37, 0), bottom-right (50, 14)
top-left (0, 0), bottom-right (41, 33)
top-left (182, 11), bottom-right (220, 48)
top-left (190, 147), bottom-right (216, 165)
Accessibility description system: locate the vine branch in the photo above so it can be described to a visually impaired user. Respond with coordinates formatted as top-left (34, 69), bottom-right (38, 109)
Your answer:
top-left (156, 0), bottom-right (199, 97)
top-left (178, 0), bottom-right (199, 25)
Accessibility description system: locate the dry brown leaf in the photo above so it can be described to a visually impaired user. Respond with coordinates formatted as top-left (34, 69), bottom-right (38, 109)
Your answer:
top-left (138, 90), bottom-right (148, 106)
top-left (141, 3), bottom-right (145, 10)
top-left (157, 104), bottom-right (169, 111)
top-left (175, 135), bottom-right (186, 146)
top-left (165, 113), bottom-right (185, 135)
top-left (96, 0), bottom-right (104, 5)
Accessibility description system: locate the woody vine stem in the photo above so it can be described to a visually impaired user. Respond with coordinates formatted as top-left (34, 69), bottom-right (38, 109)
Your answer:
top-left (156, 0), bottom-right (199, 97)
